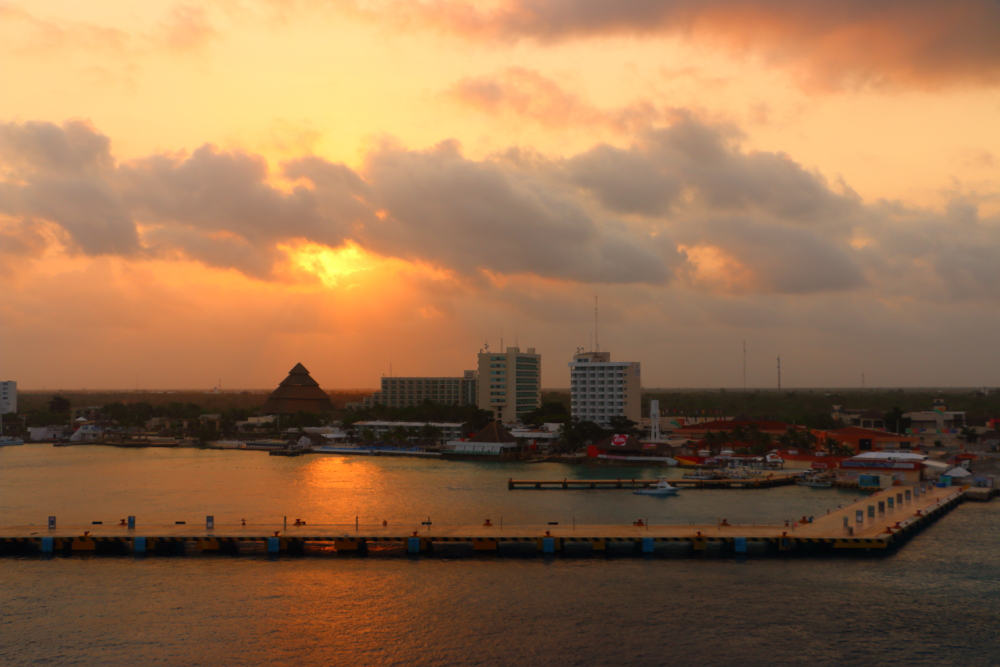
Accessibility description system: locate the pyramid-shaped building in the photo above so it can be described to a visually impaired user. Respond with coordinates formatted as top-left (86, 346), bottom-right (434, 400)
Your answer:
top-left (260, 363), bottom-right (334, 415)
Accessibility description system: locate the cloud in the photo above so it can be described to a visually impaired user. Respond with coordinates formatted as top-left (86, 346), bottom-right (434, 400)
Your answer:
top-left (0, 121), bottom-right (139, 255)
top-left (355, 138), bottom-right (680, 284)
top-left (2, 116), bottom-right (999, 302)
top-left (391, 0), bottom-right (1000, 89)
top-left (448, 67), bottom-right (664, 134)
top-left (157, 5), bottom-right (218, 52)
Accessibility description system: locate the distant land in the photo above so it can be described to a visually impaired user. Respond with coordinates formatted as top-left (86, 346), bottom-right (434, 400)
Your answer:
top-left (15, 386), bottom-right (1000, 424)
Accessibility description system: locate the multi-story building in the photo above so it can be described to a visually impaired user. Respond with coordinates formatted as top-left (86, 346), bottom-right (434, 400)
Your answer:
top-left (0, 381), bottom-right (16, 415)
top-left (353, 370), bottom-right (479, 410)
top-left (568, 351), bottom-right (640, 427)
top-left (477, 347), bottom-right (541, 423)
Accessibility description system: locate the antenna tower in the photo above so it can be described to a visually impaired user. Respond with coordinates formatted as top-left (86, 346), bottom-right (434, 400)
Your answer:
top-left (742, 340), bottom-right (746, 391)
top-left (594, 295), bottom-right (600, 352)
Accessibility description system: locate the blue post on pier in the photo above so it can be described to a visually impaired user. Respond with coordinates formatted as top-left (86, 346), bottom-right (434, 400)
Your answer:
top-left (642, 537), bottom-right (654, 554)
top-left (734, 537), bottom-right (747, 554)
top-left (41, 537), bottom-right (54, 553)
top-left (542, 537), bottom-right (555, 554)
top-left (134, 536), bottom-right (146, 554)
top-left (267, 537), bottom-right (280, 554)
top-left (407, 537), bottom-right (421, 554)
top-left (127, 516), bottom-right (135, 530)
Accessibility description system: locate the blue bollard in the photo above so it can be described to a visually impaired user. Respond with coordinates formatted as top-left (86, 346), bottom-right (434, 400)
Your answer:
top-left (133, 536), bottom-right (146, 554)
top-left (267, 537), bottom-right (280, 554)
top-left (407, 537), bottom-right (421, 554)
top-left (127, 516), bottom-right (135, 530)
top-left (642, 537), bottom-right (654, 554)
top-left (41, 537), bottom-right (54, 553)
top-left (542, 537), bottom-right (555, 554)
top-left (734, 537), bottom-right (747, 554)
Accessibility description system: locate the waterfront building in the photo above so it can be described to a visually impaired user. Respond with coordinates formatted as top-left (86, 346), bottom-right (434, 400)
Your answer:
top-left (351, 420), bottom-right (465, 442)
top-left (259, 363), bottom-right (334, 415)
top-left (568, 351), bottom-right (640, 427)
top-left (445, 421), bottom-right (520, 456)
top-left (0, 381), bottom-right (16, 415)
top-left (827, 426), bottom-right (919, 454)
top-left (477, 347), bottom-right (541, 423)
top-left (352, 370), bottom-right (478, 410)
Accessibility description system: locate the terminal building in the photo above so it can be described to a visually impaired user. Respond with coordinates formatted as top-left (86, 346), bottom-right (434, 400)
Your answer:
top-left (352, 370), bottom-right (478, 410)
top-left (568, 351), bottom-right (641, 427)
top-left (477, 347), bottom-right (541, 423)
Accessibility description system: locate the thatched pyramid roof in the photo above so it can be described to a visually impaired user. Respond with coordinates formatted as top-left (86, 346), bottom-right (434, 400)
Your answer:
top-left (260, 363), bottom-right (334, 415)
top-left (468, 421), bottom-right (516, 443)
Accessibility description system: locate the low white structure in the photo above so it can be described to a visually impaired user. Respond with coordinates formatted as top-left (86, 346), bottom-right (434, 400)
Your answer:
top-left (351, 421), bottom-right (464, 441)
top-left (0, 381), bottom-right (16, 415)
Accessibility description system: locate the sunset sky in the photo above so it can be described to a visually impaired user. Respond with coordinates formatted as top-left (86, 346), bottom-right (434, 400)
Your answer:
top-left (2, 0), bottom-right (1000, 390)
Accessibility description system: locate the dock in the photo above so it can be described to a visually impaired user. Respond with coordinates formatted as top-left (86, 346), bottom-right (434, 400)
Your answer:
top-left (508, 472), bottom-right (802, 490)
top-left (0, 483), bottom-right (975, 559)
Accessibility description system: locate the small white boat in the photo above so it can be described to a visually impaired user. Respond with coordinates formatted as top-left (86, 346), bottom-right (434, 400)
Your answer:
top-left (682, 469), bottom-right (718, 480)
top-left (796, 475), bottom-right (833, 488)
top-left (0, 436), bottom-right (24, 447)
top-left (634, 477), bottom-right (679, 496)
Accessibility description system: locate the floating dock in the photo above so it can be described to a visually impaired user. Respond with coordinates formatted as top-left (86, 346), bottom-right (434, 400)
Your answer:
top-left (508, 472), bottom-right (802, 490)
top-left (0, 484), bottom-right (973, 558)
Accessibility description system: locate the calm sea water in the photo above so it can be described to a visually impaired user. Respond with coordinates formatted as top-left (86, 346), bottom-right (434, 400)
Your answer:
top-left (2, 445), bottom-right (999, 666)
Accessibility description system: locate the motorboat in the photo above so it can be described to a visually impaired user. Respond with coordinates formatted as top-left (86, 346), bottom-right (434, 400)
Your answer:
top-left (682, 469), bottom-right (719, 480)
top-left (795, 475), bottom-right (833, 488)
top-left (634, 477), bottom-right (679, 496)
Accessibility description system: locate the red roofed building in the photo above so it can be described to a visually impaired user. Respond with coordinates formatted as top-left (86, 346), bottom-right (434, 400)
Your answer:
top-left (826, 426), bottom-right (919, 455)
top-left (674, 420), bottom-right (798, 438)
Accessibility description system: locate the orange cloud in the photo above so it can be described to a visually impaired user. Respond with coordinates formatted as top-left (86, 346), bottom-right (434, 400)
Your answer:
top-left (389, 0), bottom-right (1000, 89)
top-left (448, 67), bottom-right (663, 132)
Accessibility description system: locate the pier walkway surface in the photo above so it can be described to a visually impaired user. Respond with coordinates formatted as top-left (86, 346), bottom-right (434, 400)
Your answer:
top-left (0, 484), bottom-right (970, 558)
top-left (508, 471), bottom-right (801, 490)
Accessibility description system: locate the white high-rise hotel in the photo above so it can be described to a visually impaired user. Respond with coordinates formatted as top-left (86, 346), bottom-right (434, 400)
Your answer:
top-left (568, 351), bottom-right (641, 427)
top-left (0, 381), bottom-right (16, 415)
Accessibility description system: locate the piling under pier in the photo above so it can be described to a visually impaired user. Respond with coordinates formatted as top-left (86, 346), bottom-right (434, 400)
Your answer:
top-left (0, 484), bottom-right (972, 559)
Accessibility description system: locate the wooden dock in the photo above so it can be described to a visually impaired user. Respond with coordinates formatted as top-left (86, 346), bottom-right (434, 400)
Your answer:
top-left (0, 484), bottom-right (972, 558)
top-left (508, 472), bottom-right (802, 490)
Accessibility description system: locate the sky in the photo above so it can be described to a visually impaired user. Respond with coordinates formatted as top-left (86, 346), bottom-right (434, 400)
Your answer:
top-left (1, 0), bottom-right (999, 390)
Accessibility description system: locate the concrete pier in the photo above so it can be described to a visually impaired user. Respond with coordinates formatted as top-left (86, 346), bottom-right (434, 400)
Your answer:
top-left (508, 472), bottom-right (802, 490)
top-left (0, 484), bottom-right (973, 559)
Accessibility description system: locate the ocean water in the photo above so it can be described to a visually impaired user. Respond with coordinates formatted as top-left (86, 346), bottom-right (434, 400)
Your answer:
top-left (2, 445), bottom-right (999, 666)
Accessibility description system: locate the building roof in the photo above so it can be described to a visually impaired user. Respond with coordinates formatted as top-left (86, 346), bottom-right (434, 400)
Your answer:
top-left (259, 363), bottom-right (335, 415)
top-left (675, 420), bottom-right (794, 434)
top-left (830, 426), bottom-right (917, 440)
top-left (468, 421), bottom-right (516, 443)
